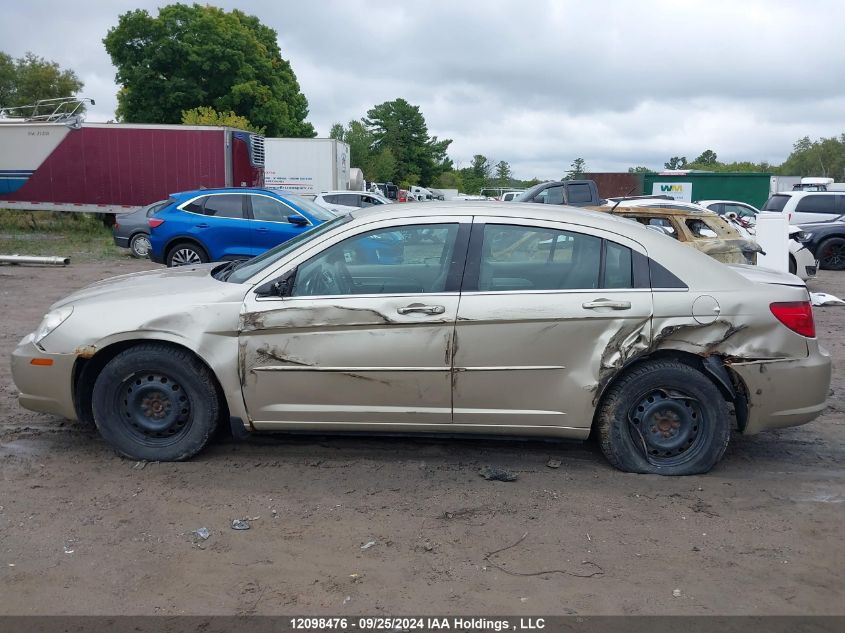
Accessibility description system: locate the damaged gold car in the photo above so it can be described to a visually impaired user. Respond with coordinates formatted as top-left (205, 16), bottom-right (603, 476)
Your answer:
top-left (590, 203), bottom-right (763, 265)
top-left (11, 203), bottom-right (831, 475)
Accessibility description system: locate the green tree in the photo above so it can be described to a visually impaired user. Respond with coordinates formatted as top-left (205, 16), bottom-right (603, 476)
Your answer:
top-left (364, 98), bottom-right (452, 186)
top-left (627, 166), bottom-right (654, 173)
top-left (564, 157), bottom-right (587, 180)
top-left (329, 122), bottom-right (345, 141)
top-left (780, 134), bottom-right (845, 179)
top-left (664, 156), bottom-right (688, 170)
top-left (103, 3), bottom-right (315, 137)
top-left (0, 51), bottom-right (83, 111)
top-left (368, 147), bottom-right (398, 182)
top-left (181, 106), bottom-right (261, 132)
top-left (433, 170), bottom-right (464, 191)
top-left (494, 160), bottom-right (513, 185)
top-left (693, 149), bottom-right (718, 166)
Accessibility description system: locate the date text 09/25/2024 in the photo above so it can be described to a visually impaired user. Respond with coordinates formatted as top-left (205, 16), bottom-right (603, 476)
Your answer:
top-left (289, 617), bottom-right (546, 631)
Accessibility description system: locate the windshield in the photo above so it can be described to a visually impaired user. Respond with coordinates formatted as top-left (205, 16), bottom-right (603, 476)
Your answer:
top-left (227, 215), bottom-right (351, 283)
top-left (286, 194), bottom-right (337, 221)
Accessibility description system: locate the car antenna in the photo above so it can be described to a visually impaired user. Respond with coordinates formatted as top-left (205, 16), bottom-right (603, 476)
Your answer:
top-left (610, 185), bottom-right (639, 213)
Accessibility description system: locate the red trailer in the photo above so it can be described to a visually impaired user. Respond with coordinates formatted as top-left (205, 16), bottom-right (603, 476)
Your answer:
top-left (0, 114), bottom-right (264, 214)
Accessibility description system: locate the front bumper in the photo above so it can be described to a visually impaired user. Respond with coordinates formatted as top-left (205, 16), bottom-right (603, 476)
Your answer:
top-left (11, 333), bottom-right (78, 420)
top-left (731, 340), bottom-right (831, 434)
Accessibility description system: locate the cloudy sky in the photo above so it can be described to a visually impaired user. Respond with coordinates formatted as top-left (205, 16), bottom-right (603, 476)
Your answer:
top-left (2, 0), bottom-right (844, 179)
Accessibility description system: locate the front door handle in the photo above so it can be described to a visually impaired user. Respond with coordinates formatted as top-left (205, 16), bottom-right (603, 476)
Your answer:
top-left (195, 223), bottom-right (210, 228)
top-left (397, 303), bottom-right (446, 315)
top-left (582, 299), bottom-right (632, 310)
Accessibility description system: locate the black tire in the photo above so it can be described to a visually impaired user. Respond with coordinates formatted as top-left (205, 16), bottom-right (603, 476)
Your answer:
top-left (91, 343), bottom-right (221, 461)
top-left (166, 241), bottom-right (209, 267)
top-left (596, 360), bottom-right (731, 475)
top-left (129, 233), bottom-right (152, 259)
top-left (817, 237), bottom-right (845, 271)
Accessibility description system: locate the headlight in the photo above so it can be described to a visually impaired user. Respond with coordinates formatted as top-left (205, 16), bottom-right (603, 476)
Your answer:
top-left (796, 231), bottom-right (812, 242)
top-left (34, 306), bottom-right (74, 345)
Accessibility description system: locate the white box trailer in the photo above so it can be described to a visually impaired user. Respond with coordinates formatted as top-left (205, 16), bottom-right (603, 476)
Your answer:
top-left (263, 138), bottom-right (350, 195)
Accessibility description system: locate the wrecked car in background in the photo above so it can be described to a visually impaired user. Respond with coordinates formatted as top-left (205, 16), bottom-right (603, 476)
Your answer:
top-left (11, 202), bottom-right (830, 475)
top-left (593, 200), bottom-right (764, 266)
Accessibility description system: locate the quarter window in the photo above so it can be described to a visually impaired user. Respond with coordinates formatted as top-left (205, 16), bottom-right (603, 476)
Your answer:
top-left (183, 197), bottom-right (206, 214)
top-left (203, 195), bottom-right (244, 219)
top-left (291, 224), bottom-right (460, 297)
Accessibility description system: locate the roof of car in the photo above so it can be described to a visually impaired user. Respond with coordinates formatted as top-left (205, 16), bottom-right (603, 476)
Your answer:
top-left (347, 200), bottom-right (656, 234)
top-left (171, 187), bottom-right (293, 197)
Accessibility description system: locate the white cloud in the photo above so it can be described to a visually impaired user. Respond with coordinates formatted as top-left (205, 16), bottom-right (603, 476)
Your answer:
top-left (2, 0), bottom-right (845, 178)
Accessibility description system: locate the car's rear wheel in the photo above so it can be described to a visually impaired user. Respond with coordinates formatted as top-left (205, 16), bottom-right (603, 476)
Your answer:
top-left (91, 344), bottom-right (221, 461)
top-left (167, 242), bottom-right (209, 267)
top-left (596, 360), bottom-right (731, 475)
top-left (817, 237), bottom-right (845, 270)
top-left (129, 233), bottom-right (151, 259)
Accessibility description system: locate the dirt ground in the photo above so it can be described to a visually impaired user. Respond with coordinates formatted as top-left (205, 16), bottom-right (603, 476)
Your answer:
top-left (1, 257), bottom-right (843, 616)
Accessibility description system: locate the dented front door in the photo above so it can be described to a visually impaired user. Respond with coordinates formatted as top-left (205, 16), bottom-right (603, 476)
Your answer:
top-left (238, 220), bottom-right (468, 429)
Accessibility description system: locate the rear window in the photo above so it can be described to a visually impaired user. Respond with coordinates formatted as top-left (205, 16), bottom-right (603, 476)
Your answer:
top-left (146, 200), bottom-right (170, 216)
top-left (763, 195), bottom-right (790, 212)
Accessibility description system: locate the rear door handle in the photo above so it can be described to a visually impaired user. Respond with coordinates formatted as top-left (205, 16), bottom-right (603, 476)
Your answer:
top-left (397, 304), bottom-right (446, 315)
top-left (256, 227), bottom-right (270, 232)
top-left (195, 223), bottom-right (210, 228)
top-left (582, 299), bottom-right (632, 310)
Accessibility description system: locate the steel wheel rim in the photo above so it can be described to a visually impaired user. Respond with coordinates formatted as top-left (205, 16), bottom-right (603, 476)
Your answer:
top-left (133, 235), bottom-right (151, 257)
top-left (627, 387), bottom-right (708, 466)
top-left (117, 371), bottom-right (192, 446)
top-left (172, 248), bottom-right (201, 266)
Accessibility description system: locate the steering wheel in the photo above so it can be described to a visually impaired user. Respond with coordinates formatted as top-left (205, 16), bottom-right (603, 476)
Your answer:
top-left (299, 257), bottom-right (354, 296)
top-left (330, 259), bottom-right (354, 294)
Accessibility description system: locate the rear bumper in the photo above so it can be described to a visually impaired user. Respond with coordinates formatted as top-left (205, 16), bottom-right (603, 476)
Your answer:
top-left (11, 334), bottom-right (78, 420)
top-left (731, 341), bottom-right (831, 434)
top-left (113, 235), bottom-right (130, 248)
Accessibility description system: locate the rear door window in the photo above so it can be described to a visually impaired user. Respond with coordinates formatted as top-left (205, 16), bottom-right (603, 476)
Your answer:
top-left (203, 195), bottom-right (245, 219)
top-left (565, 183), bottom-right (594, 204)
top-left (795, 195), bottom-right (837, 215)
top-left (478, 224), bottom-right (603, 290)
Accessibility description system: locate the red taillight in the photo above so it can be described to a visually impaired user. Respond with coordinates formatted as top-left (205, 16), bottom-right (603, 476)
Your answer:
top-left (770, 301), bottom-right (815, 337)
top-left (148, 218), bottom-right (165, 228)
top-left (113, 222), bottom-right (120, 230)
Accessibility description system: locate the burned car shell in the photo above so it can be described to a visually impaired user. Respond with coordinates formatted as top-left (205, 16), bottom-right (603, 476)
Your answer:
top-left (12, 202), bottom-right (829, 448)
top-left (588, 204), bottom-right (763, 266)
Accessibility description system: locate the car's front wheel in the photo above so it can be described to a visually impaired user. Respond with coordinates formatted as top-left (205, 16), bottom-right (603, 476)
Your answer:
top-left (129, 233), bottom-right (151, 259)
top-left (596, 360), bottom-right (731, 475)
top-left (166, 242), bottom-right (209, 267)
top-left (818, 237), bottom-right (845, 270)
top-left (91, 343), bottom-right (221, 461)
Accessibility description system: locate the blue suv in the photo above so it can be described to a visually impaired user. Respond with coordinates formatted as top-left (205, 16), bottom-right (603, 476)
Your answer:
top-left (148, 188), bottom-right (338, 267)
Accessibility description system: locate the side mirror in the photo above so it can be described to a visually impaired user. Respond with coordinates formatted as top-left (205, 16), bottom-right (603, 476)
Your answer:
top-left (255, 271), bottom-right (295, 298)
top-left (288, 215), bottom-right (308, 226)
